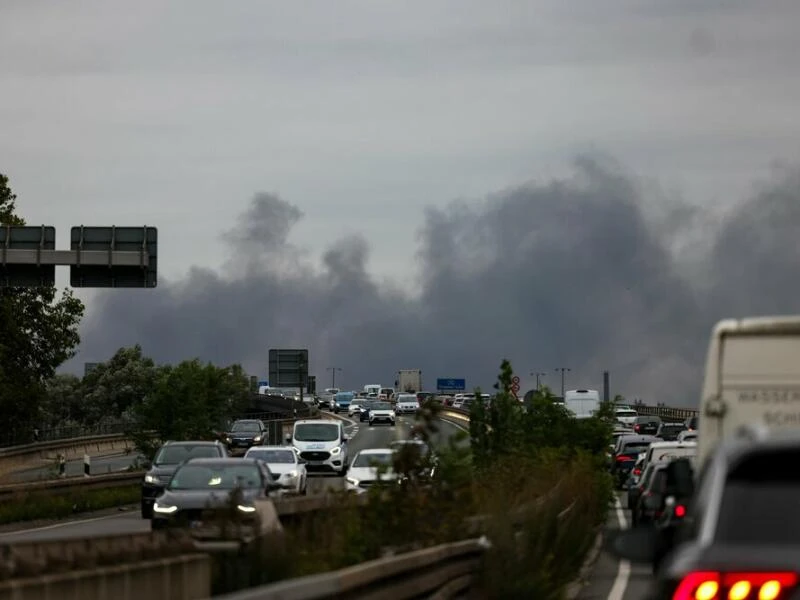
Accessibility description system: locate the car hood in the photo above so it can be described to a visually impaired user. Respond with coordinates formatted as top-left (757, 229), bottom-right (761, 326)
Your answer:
top-left (266, 463), bottom-right (302, 476)
top-left (348, 466), bottom-right (396, 481)
top-left (371, 409), bottom-right (394, 415)
top-left (226, 431), bottom-right (260, 439)
top-left (157, 488), bottom-right (262, 509)
top-left (293, 440), bottom-right (341, 451)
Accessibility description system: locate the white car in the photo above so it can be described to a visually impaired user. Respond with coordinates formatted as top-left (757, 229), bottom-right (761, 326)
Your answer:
top-left (244, 446), bottom-right (307, 495)
top-left (369, 401), bottom-right (396, 426)
top-left (615, 408), bottom-right (638, 426)
top-left (348, 403), bottom-right (362, 418)
top-left (395, 393), bottom-right (420, 415)
top-left (345, 449), bottom-right (397, 493)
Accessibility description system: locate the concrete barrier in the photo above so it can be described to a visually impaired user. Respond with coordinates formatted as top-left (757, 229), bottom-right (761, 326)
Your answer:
top-left (0, 434), bottom-right (138, 481)
top-left (0, 553), bottom-right (210, 600)
top-left (215, 537), bottom-right (490, 600)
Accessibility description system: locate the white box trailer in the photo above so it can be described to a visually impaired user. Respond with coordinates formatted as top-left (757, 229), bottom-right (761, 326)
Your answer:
top-left (698, 316), bottom-right (800, 469)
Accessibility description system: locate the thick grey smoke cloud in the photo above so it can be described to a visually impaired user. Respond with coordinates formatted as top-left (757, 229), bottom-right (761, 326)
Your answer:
top-left (67, 157), bottom-right (800, 406)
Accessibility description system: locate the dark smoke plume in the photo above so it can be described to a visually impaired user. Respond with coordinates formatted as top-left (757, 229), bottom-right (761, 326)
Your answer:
top-left (65, 158), bottom-right (800, 405)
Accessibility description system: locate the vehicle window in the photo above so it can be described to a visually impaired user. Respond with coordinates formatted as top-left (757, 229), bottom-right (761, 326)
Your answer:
top-left (687, 416), bottom-right (698, 429)
top-left (169, 464), bottom-right (263, 490)
top-left (648, 469), bottom-right (667, 493)
top-left (246, 449), bottom-right (295, 463)
top-left (616, 410), bottom-right (637, 416)
top-left (716, 450), bottom-right (800, 544)
top-left (231, 422), bottom-right (260, 433)
top-left (621, 442), bottom-right (651, 455)
top-left (373, 402), bottom-right (391, 410)
top-left (294, 423), bottom-right (340, 442)
top-left (640, 466), bottom-right (655, 487)
top-left (154, 444), bottom-right (215, 465)
top-left (352, 452), bottom-right (394, 468)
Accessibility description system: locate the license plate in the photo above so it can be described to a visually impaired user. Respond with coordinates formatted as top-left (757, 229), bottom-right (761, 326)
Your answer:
top-left (309, 461), bottom-right (324, 466)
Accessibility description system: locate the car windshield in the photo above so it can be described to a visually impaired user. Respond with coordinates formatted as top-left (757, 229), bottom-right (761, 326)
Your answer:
top-left (373, 402), bottom-right (391, 410)
top-left (169, 464), bottom-right (262, 490)
top-left (390, 441), bottom-right (429, 455)
top-left (353, 452), bottom-right (394, 468)
top-left (231, 422), bottom-right (260, 433)
top-left (294, 423), bottom-right (339, 442)
top-left (246, 449), bottom-right (295, 463)
top-left (154, 444), bottom-right (220, 465)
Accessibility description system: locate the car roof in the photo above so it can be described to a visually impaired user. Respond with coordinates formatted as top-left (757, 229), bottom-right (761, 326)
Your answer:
top-left (246, 445), bottom-right (294, 452)
top-left (648, 441), bottom-right (697, 449)
top-left (619, 435), bottom-right (658, 443)
top-left (181, 458), bottom-right (261, 466)
top-left (356, 448), bottom-right (394, 455)
top-left (163, 440), bottom-right (221, 446)
top-left (295, 419), bottom-right (340, 425)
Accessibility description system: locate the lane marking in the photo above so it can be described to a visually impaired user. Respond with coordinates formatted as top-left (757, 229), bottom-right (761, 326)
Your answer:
top-left (0, 511), bottom-right (134, 537)
top-left (438, 417), bottom-right (469, 433)
top-left (607, 497), bottom-right (631, 600)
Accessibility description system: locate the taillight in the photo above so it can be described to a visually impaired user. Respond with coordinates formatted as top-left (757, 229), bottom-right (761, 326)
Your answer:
top-left (633, 468), bottom-right (641, 476)
top-left (674, 504), bottom-right (686, 518)
top-left (616, 455), bottom-right (630, 462)
top-left (634, 424), bottom-right (640, 432)
top-left (673, 571), bottom-right (798, 600)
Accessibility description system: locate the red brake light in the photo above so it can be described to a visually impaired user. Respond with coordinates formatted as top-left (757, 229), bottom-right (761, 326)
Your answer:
top-left (616, 455), bottom-right (630, 462)
top-left (673, 571), bottom-right (798, 600)
top-left (634, 424), bottom-right (640, 432)
top-left (674, 504), bottom-right (686, 518)
top-left (633, 468), bottom-right (641, 476)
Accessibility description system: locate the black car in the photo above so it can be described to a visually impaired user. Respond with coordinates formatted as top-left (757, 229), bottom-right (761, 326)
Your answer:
top-left (633, 416), bottom-right (661, 436)
top-left (223, 419), bottom-right (267, 454)
top-left (141, 441), bottom-right (227, 518)
top-left (151, 458), bottom-right (286, 534)
top-left (656, 422), bottom-right (686, 441)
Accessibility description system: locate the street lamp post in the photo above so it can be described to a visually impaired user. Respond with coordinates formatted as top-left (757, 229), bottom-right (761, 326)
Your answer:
top-left (327, 367), bottom-right (342, 389)
top-left (554, 367), bottom-right (571, 399)
top-left (531, 371), bottom-right (547, 391)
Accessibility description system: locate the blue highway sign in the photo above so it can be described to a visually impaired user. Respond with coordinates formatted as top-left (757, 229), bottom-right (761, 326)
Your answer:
top-left (436, 378), bottom-right (466, 392)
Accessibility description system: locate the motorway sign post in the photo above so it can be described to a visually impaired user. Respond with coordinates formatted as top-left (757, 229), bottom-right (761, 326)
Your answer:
top-left (268, 349), bottom-right (309, 401)
top-left (0, 224), bottom-right (158, 288)
top-left (436, 378), bottom-right (466, 392)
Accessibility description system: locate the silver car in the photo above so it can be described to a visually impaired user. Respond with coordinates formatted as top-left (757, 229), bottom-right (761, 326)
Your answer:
top-left (244, 445), bottom-right (307, 495)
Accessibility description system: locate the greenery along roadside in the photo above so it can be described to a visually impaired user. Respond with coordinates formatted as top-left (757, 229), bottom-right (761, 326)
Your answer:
top-left (206, 359), bottom-right (613, 599)
top-left (0, 485), bottom-right (139, 526)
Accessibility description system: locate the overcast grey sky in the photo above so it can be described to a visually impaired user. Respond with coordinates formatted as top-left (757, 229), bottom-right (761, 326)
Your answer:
top-left (2, 1), bottom-right (800, 403)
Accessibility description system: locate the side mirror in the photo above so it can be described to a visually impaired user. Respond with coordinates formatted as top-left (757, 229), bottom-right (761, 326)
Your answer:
top-left (298, 458), bottom-right (307, 465)
top-left (343, 434), bottom-right (350, 442)
top-left (142, 460), bottom-right (152, 469)
top-left (284, 434), bottom-right (292, 444)
top-left (610, 524), bottom-right (658, 564)
top-left (266, 481), bottom-right (284, 492)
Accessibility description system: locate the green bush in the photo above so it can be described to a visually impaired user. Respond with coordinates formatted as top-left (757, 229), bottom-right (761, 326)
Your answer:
top-left (0, 485), bottom-right (140, 525)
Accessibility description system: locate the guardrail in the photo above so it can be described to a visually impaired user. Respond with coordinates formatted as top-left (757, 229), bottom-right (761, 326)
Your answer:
top-left (217, 537), bottom-right (489, 600)
top-left (633, 403), bottom-right (698, 422)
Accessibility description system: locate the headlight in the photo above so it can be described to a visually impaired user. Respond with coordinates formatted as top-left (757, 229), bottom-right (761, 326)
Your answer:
top-left (224, 436), bottom-right (231, 443)
top-left (237, 505), bottom-right (256, 513)
top-left (292, 446), bottom-right (302, 453)
top-left (286, 470), bottom-right (298, 478)
top-left (153, 502), bottom-right (177, 514)
top-left (144, 474), bottom-right (159, 484)
top-left (346, 477), bottom-right (359, 486)
top-left (389, 412), bottom-right (396, 418)
top-left (253, 436), bottom-right (262, 443)
top-left (330, 447), bottom-right (341, 455)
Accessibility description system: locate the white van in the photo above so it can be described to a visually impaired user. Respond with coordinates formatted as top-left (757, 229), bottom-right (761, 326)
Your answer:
top-left (697, 316), bottom-right (800, 469)
top-left (287, 419), bottom-right (349, 476)
top-left (564, 389), bottom-right (601, 419)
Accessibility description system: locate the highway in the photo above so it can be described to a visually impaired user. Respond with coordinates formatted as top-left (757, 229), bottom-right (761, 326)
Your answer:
top-left (0, 413), bottom-right (467, 544)
top-left (577, 494), bottom-right (654, 600)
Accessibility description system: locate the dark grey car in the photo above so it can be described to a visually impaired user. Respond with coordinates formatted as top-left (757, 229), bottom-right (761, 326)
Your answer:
top-left (150, 458), bottom-right (285, 534)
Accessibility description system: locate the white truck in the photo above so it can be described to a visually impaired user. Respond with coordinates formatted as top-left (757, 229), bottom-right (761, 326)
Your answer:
top-left (363, 384), bottom-right (381, 397)
top-left (564, 389), bottom-right (601, 419)
top-left (697, 316), bottom-right (800, 469)
top-left (396, 369), bottom-right (422, 394)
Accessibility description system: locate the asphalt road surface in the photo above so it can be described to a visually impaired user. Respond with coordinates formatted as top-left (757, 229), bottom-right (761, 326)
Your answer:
top-left (0, 414), bottom-right (467, 544)
top-left (576, 494), bottom-right (655, 600)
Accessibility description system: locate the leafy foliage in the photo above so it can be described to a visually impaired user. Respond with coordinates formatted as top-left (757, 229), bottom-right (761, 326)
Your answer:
top-left (0, 174), bottom-right (85, 439)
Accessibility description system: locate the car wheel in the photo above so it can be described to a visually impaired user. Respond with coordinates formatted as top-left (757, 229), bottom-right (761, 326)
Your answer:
top-left (141, 501), bottom-right (153, 519)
